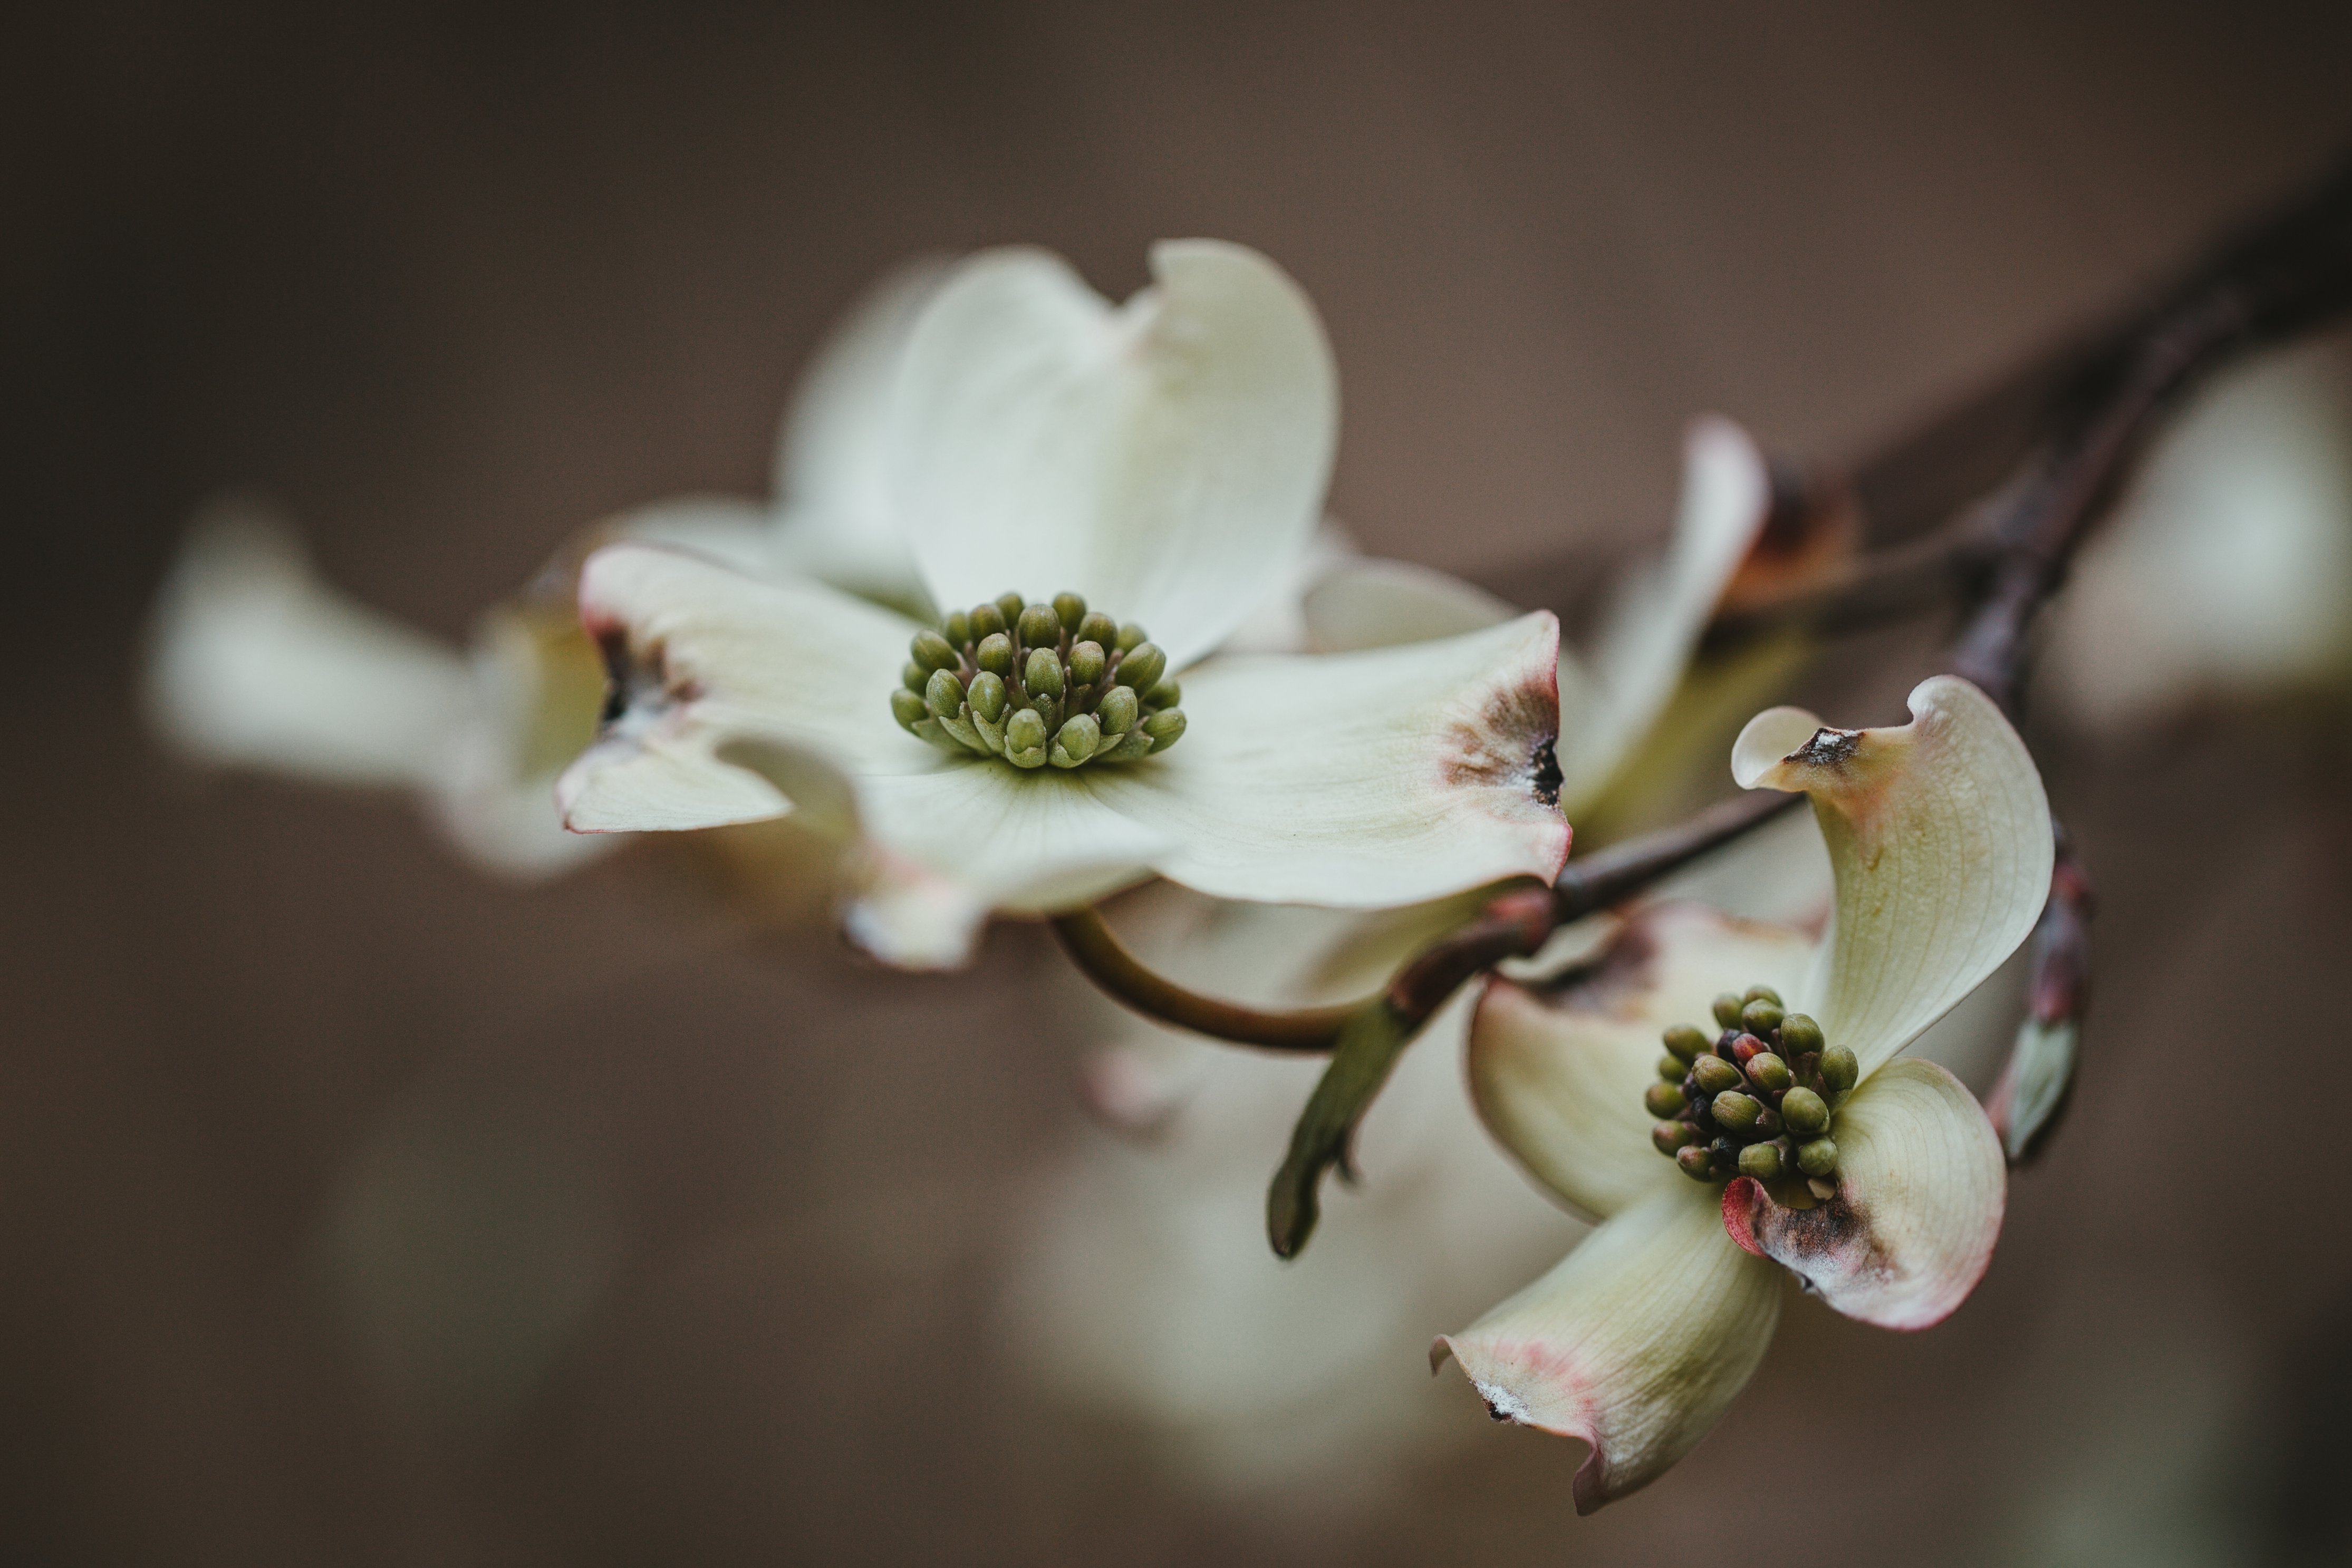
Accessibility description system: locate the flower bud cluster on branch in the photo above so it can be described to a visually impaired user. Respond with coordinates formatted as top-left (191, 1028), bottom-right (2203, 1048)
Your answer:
top-left (139, 145), bottom-right (2352, 1515)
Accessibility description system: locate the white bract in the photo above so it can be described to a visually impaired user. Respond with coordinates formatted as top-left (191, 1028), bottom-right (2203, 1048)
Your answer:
top-left (1438, 675), bottom-right (2052, 1512)
top-left (144, 262), bottom-right (947, 877)
top-left (558, 241), bottom-right (1571, 966)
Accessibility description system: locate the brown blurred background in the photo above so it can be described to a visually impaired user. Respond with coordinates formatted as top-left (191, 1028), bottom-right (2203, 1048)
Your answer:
top-left (9, 2), bottom-right (2352, 1563)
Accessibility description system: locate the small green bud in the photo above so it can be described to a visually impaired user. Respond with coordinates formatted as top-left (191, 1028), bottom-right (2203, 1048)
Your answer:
top-left (1018, 603), bottom-right (1062, 649)
top-left (1144, 679), bottom-right (1181, 710)
top-left (968, 671), bottom-right (1008, 724)
top-left (1742, 985), bottom-right (1783, 1007)
top-left (1676, 1145), bottom-right (1717, 1180)
top-left (977, 632), bottom-right (1016, 677)
top-left (1797, 1137), bottom-right (1838, 1178)
top-left (942, 610), bottom-right (971, 647)
top-left (1652, 1121), bottom-right (1697, 1155)
top-left (1737, 1142), bottom-right (1784, 1180)
top-left (1819, 1043), bottom-right (1859, 1096)
top-left (902, 662), bottom-right (929, 693)
top-left (1710, 1091), bottom-right (1761, 1134)
top-left (1777, 1013), bottom-right (1825, 1056)
top-left (1142, 708), bottom-right (1187, 752)
top-left (1657, 1054), bottom-right (1687, 1083)
top-left (1712, 993), bottom-right (1746, 1029)
top-left (1103, 729), bottom-right (1155, 762)
top-left (1745, 1052), bottom-right (1792, 1094)
top-left (1691, 1056), bottom-right (1742, 1096)
top-left (1663, 1024), bottom-right (1711, 1062)
top-left (1780, 1087), bottom-right (1829, 1137)
top-left (1025, 646), bottom-right (1065, 699)
top-left (1068, 640), bottom-right (1107, 688)
top-left (1115, 621), bottom-right (1147, 653)
top-left (1117, 642), bottom-right (1167, 695)
top-left (910, 630), bottom-right (959, 673)
top-left (1096, 685), bottom-right (1139, 737)
top-left (1644, 1082), bottom-right (1687, 1118)
top-left (912, 677), bottom-right (959, 724)
top-left (1056, 712), bottom-right (1101, 763)
top-left (995, 591), bottom-right (1026, 625)
top-left (890, 689), bottom-right (929, 731)
top-left (1053, 591), bottom-right (1086, 632)
top-left (1005, 708), bottom-right (1048, 766)
top-left (1076, 611), bottom-right (1117, 647)
top-left (969, 602), bottom-right (1007, 641)
top-left (924, 667), bottom-right (966, 720)
top-left (1741, 998), bottom-right (1785, 1037)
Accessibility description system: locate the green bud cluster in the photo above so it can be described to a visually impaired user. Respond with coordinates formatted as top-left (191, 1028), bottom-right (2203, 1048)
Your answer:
top-left (1651, 984), bottom-right (1855, 1200)
top-left (891, 591), bottom-right (1187, 770)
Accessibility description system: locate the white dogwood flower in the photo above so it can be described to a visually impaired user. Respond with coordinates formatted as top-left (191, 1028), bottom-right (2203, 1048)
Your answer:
top-left (558, 241), bottom-right (1570, 965)
top-left (1437, 674), bottom-right (2052, 1512)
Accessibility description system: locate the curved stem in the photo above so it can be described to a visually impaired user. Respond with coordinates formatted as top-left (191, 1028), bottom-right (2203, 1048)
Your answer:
top-left (1048, 906), bottom-right (1357, 1051)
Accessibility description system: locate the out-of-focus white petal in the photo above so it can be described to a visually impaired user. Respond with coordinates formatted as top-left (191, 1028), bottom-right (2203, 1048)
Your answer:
top-left (770, 259), bottom-right (951, 602)
top-left (1469, 904), bottom-right (1814, 1220)
top-left (1301, 557), bottom-right (1517, 653)
top-left (1214, 519), bottom-right (1361, 656)
top-left (893, 240), bottom-right (1338, 667)
top-left (1434, 1182), bottom-right (1781, 1514)
top-left (610, 496), bottom-right (779, 578)
top-left (147, 502), bottom-right (473, 788)
top-left (2046, 335), bottom-right (2352, 728)
top-left (1087, 613), bottom-right (1570, 907)
top-left (1723, 1058), bottom-right (2003, 1330)
top-left (1733, 675), bottom-right (2052, 1079)
top-left (1556, 417), bottom-right (1773, 808)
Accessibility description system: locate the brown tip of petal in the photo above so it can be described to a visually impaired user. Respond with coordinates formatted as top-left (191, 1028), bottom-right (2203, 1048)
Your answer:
top-left (1429, 1337), bottom-right (1455, 1375)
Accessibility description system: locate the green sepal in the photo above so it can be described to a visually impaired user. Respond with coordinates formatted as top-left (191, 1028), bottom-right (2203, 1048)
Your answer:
top-left (1267, 1000), bottom-right (1414, 1259)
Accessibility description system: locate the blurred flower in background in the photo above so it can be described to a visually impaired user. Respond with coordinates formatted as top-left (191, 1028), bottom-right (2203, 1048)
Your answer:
top-left (144, 259), bottom-right (947, 879)
top-left (2045, 330), bottom-right (2352, 730)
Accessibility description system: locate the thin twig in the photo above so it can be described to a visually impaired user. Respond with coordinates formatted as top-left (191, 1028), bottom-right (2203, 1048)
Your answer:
top-left (1049, 906), bottom-right (1355, 1051)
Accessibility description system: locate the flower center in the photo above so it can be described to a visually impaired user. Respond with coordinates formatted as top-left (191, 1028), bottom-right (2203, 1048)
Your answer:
top-left (1644, 985), bottom-right (1856, 1200)
top-left (889, 592), bottom-right (1187, 770)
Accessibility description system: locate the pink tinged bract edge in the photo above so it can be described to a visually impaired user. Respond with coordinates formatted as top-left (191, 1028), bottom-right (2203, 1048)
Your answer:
top-left (1720, 1058), bottom-right (2007, 1331)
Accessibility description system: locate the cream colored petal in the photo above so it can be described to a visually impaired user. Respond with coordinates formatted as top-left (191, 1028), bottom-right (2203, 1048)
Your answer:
top-left (1469, 904), bottom-right (1815, 1220)
top-left (556, 544), bottom-right (926, 834)
top-left (1733, 675), bottom-right (2053, 1079)
top-left (855, 763), bottom-right (1173, 916)
top-left (146, 501), bottom-right (474, 788)
top-left (1085, 612), bottom-right (1570, 907)
top-left (1300, 557), bottom-right (1517, 653)
top-left (769, 258), bottom-right (951, 602)
top-left (892, 240), bottom-right (1337, 667)
top-left (1557, 417), bottom-right (1773, 809)
top-left (1723, 1058), bottom-right (2004, 1330)
top-left (1434, 1182), bottom-right (1781, 1514)
top-left (611, 496), bottom-right (780, 578)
